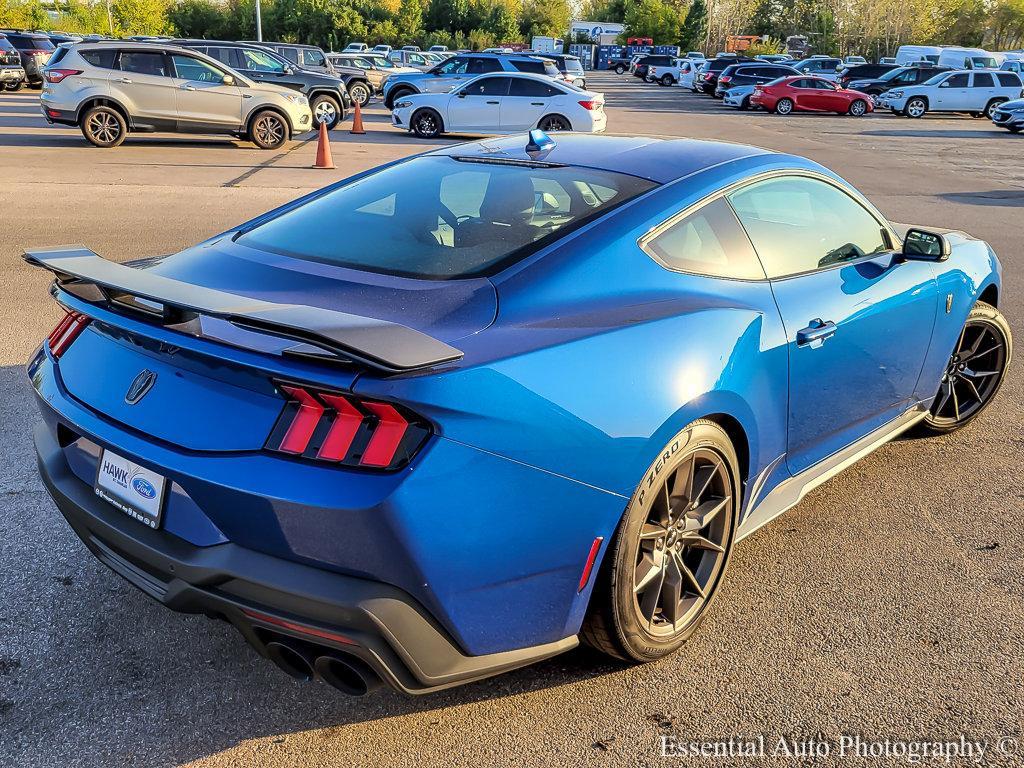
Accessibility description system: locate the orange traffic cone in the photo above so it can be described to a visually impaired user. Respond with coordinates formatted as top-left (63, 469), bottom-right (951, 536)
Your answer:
top-left (350, 98), bottom-right (366, 135)
top-left (312, 119), bottom-right (335, 169)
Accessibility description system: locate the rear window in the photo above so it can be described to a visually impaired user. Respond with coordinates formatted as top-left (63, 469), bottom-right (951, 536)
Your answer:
top-left (11, 35), bottom-right (54, 51)
top-left (997, 72), bottom-right (1022, 87)
top-left (511, 58), bottom-right (559, 76)
top-left (237, 156), bottom-right (656, 279)
top-left (0, 37), bottom-right (15, 52)
top-left (564, 58), bottom-right (583, 73)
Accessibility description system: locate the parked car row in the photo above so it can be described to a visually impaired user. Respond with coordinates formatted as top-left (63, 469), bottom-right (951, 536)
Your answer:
top-left (633, 51), bottom-right (1024, 131)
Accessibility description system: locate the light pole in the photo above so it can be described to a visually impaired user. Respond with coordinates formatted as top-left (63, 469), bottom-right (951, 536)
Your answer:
top-left (255, 0), bottom-right (263, 42)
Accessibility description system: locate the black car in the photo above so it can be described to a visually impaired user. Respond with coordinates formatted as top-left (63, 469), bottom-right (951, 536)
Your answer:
top-left (714, 62), bottom-right (799, 97)
top-left (241, 41), bottom-right (336, 76)
top-left (836, 63), bottom-right (898, 88)
top-left (0, 30), bottom-right (55, 87)
top-left (173, 40), bottom-right (354, 127)
top-left (697, 56), bottom-right (752, 94)
top-left (535, 53), bottom-right (586, 88)
top-left (633, 54), bottom-right (675, 81)
top-left (0, 33), bottom-right (26, 91)
top-left (847, 64), bottom-right (950, 97)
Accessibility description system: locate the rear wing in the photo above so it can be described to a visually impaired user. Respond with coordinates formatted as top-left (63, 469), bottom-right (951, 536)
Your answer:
top-left (23, 246), bottom-right (463, 374)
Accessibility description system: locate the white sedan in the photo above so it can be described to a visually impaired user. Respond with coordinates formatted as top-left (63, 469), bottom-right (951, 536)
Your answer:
top-left (391, 72), bottom-right (607, 138)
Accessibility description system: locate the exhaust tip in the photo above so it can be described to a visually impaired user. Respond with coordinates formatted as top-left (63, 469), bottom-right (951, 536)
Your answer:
top-left (314, 653), bottom-right (382, 697)
top-left (265, 641), bottom-right (315, 682)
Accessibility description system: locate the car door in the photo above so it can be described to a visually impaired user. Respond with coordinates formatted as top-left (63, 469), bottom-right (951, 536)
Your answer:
top-left (933, 72), bottom-right (970, 110)
top-left (968, 71), bottom-right (996, 110)
top-left (791, 79), bottom-right (823, 110)
top-left (448, 75), bottom-right (509, 131)
top-left (814, 79), bottom-right (849, 111)
top-left (728, 175), bottom-right (938, 475)
top-left (112, 50), bottom-right (177, 128)
top-left (418, 55), bottom-right (472, 93)
top-left (502, 77), bottom-right (561, 130)
top-left (169, 53), bottom-right (243, 130)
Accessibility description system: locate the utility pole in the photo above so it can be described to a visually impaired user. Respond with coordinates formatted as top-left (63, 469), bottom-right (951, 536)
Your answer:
top-left (106, 0), bottom-right (113, 35)
top-left (255, 0), bottom-right (263, 42)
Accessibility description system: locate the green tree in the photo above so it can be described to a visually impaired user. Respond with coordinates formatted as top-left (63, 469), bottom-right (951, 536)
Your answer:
top-left (623, 0), bottom-right (683, 44)
top-left (519, 0), bottom-right (570, 38)
top-left (679, 0), bottom-right (708, 51)
top-left (169, 0), bottom-right (227, 37)
top-left (113, 0), bottom-right (172, 34)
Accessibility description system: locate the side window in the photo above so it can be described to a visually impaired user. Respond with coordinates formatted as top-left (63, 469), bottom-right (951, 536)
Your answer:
top-left (643, 198), bottom-right (765, 280)
top-left (118, 51), bottom-right (168, 77)
top-left (971, 72), bottom-right (994, 88)
top-left (438, 57), bottom-right (468, 75)
top-left (278, 47), bottom-right (299, 64)
top-left (408, 53), bottom-right (427, 66)
top-left (508, 78), bottom-right (560, 97)
top-left (997, 72), bottom-right (1021, 87)
top-left (80, 49), bottom-right (116, 69)
top-left (728, 176), bottom-right (889, 278)
top-left (205, 47), bottom-right (237, 68)
top-left (461, 76), bottom-right (510, 96)
top-left (468, 57), bottom-right (501, 74)
top-left (303, 49), bottom-right (326, 68)
top-left (242, 48), bottom-right (285, 72)
top-left (511, 59), bottom-right (546, 74)
top-left (171, 55), bottom-right (225, 82)
top-left (945, 73), bottom-right (969, 87)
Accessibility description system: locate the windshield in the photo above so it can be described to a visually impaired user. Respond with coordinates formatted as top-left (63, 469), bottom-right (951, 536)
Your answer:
top-left (922, 73), bottom-right (948, 86)
top-left (238, 156), bottom-right (656, 279)
top-left (878, 67), bottom-right (906, 82)
top-left (564, 58), bottom-right (583, 73)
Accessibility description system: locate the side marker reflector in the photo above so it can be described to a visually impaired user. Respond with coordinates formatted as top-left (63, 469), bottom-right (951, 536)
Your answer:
top-left (578, 536), bottom-right (604, 592)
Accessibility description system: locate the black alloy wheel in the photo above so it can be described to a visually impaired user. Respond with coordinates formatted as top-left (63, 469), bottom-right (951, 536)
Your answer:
top-left (538, 114), bottom-right (570, 131)
top-left (582, 420), bottom-right (739, 662)
top-left (921, 302), bottom-right (1011, 433)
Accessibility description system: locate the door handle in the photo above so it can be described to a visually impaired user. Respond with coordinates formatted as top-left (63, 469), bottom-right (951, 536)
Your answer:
top-left (180, 84), bottom-right (196, 90)
top-left (486, 100), bottom-right (499, 104)
top-left (797, 319), bottom-right (837, 347)
top-left (530, 101), bottom-right (543, 105)
top-left (117, 77), bottom-right (132, 83)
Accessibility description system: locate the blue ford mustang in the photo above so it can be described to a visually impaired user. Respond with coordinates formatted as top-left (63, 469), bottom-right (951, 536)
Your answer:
top-left (27, 133), bottom-right (1011, 696)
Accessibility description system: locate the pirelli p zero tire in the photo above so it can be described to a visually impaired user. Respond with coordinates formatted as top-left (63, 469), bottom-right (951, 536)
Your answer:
top-left (919, 301), bottom-right (1012, 435)
top-left (581, 420), bottom-right (739, 662)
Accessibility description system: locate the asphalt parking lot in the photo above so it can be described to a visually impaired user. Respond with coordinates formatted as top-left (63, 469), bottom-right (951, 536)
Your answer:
top-left (2, 72), bottom-right (1023, 767)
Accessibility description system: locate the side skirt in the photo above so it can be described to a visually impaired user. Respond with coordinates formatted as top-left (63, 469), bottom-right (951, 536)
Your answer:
top-left (736, 405), bottom-right (928, 542)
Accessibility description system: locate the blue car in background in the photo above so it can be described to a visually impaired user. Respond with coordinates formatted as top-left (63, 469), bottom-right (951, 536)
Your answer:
top-left (26, 133), bottom-right (1011, 696)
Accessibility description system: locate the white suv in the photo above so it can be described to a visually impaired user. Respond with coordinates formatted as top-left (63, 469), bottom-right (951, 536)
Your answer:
top-left (40, 42), bottom-right (312, 148)
top-left (879, 69), bottom-right (1024, 118)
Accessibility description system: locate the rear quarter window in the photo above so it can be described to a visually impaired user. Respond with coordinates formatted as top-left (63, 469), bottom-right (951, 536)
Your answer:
top-left (997, 72), bottom-right (1022, 87)
top-left (80, 49), bottom-right (116, 68)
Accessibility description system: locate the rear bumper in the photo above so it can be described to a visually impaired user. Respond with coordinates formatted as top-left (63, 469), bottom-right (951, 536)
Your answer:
top-left (0, 66), bottom-right (24, 83)
top-left (34, 421), bottom-right (577, 694)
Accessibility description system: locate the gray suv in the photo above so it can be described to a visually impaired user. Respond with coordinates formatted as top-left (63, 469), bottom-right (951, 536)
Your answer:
top-left (382, 52), bottom-right (560, 109)
top-left (40, 42), bottom-right (312, 148)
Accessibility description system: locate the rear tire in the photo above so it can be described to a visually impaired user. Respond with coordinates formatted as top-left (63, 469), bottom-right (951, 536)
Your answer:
top-left (538, 114), bottom-right (571, 131)
top-left (80, 105), bottom-right (127, 148)
top-left (581, 420), bottom-right (739, 661)
top-left (4, 81), bottom-right (23, 92)
top-left (984, 98), bottom-right (1007, 119)
top-left (310, 94), bottom-right (341, 129)
top-left (919, 302), bottom-right (1011, 435)
top-left (774, 97), bottom-right (794, 115)
top-left (248, 110), bottom-right (290, 149)
top-left (347, 81), bottom-right (371, 108)
top-left (615, 64), bottom-right (625, 74)
top-left (386, 86), bottom-right (415, 110)
top-left (660, 74), bottom-right (673, 86)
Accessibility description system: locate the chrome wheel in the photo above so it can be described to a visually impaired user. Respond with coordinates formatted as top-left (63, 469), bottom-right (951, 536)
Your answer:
top-left (87, 111), bottom-right (120, 144)
top-left (849, 99), bottom-right (867, 116)
top-left (313, 99), bottom-right (337, 125)
top-left (906, 98), bottom-right (926, 118)
top-left (985, 99), bottom-right (1005, 119)
top-left (252, 114), bottom-right (286, 148)
top-left (775, 98), bottom-right (793, 115)
top-left (933, 321), bottom-right (1006, 423)
top-left (348, 83), bottom-right (370, 107)
top-left (631, 448), bottom-right (733, 636)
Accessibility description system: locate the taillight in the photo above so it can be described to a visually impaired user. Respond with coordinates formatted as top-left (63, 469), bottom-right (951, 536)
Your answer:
top-left (719, 75), bottom-right (732, 83)
top-left (47, 310), bottom-right (90, 358)
top-left (44, 69), bottom-right (82, 84)
top-left (578, 100), bottom-right (598, 110)
top-left (266, 383), bottom-right (430, 470)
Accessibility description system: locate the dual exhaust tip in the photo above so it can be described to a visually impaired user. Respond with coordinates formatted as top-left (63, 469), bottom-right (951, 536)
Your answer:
top-left (265, 639), bottom-right (383, 696)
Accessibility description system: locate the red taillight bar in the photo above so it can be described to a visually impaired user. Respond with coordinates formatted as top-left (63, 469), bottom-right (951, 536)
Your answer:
top-left (241, 609), bottom-right (358, 646)
top-left (267, 383), bottom-right (428, 470)
top-left (359, 402), bottom-right (409, 467)
top-left (277, 386), bottom-right (324, 454)
top-left (47, 310), bottom-right (91, 358)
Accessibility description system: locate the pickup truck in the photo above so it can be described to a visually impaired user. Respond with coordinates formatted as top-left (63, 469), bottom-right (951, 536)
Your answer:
top-left (648, 58), bottom-right (693, 86)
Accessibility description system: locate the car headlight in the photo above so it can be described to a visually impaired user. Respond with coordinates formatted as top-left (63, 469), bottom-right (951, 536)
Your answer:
top-left (395, 100), bottom-right (413, 109)
top-left (888, 90), bottom-right (903, 98)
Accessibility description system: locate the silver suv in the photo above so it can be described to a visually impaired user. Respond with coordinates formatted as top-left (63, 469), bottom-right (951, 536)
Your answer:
top-left (40, 42), bottom-right (312, 149)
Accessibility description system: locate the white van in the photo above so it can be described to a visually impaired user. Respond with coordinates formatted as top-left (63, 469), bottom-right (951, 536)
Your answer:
top-left (895, 45), bottom-right (941, 66)
top-left (937, 47), bottom-right (998, 70)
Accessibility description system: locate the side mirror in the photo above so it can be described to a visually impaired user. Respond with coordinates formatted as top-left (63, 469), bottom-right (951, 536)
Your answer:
top-left (901, 228), bottom-right (950, 261)
top-left (939, 81), bottom-right (950, 88)
top-left (456, 91), bottom-right (467, 98)
top-left (221, 74), bottom-right (235, 86)
top-left (283, 66), bottom-right (293, 75)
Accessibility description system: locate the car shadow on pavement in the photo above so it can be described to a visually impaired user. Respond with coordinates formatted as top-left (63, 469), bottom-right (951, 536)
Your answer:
top-left (860, 128), bottom-right (1013, 140)
top-left (1, 368), bottom-right (623, 768)
top-left (939, 190), bottom-right (1024, 207)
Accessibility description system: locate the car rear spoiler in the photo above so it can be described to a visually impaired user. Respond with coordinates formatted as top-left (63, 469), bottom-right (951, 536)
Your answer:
top-left (23, 246), bottom-right (464, 374)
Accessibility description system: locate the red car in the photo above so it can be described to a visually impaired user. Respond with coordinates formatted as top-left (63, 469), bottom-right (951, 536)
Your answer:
top-left (751, 76), bottom-right (874, 116)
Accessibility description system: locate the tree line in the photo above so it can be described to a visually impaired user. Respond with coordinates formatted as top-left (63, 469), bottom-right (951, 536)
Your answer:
top-left (1, 0), bottom-right (1021, 56)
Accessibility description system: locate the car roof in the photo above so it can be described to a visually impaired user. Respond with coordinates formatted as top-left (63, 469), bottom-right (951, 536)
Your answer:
top-left (428, 134), bottom-right (775, 184)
